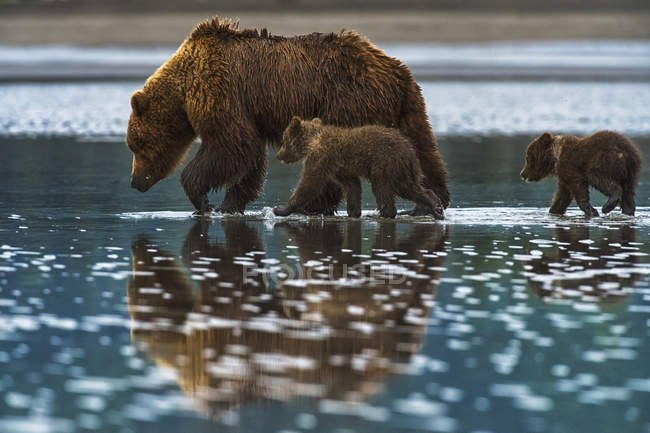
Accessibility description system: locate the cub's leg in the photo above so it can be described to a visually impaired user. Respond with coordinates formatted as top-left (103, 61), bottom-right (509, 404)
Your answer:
top-left (621, 181), bottom-right (636, 216)
top-left (274, 169), bottom-right (328, 217)
top-left (371, 180), bottom-right (397, 219)
top-left (549, 181), bottom-right (573, 215)
top-left (565, 178), bottom-right (598, 217)
top-left (299, 181), bottom-right (342, 216)
top-left (335, 174), bottom-right (362, 218)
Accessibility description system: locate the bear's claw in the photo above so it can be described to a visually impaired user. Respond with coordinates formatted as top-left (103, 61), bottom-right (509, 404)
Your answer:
top-left (216, 206), bottom-right (245, 215)
top-left (273, 205), bottom-right (292, 217)
top-left (192, 204), bottom-right (215, 216)
top-left (398, 206), bottom-right (444, 220)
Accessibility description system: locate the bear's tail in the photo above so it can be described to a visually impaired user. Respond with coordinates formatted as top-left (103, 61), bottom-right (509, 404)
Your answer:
top-left (397, 71), bottom-right (450, 208)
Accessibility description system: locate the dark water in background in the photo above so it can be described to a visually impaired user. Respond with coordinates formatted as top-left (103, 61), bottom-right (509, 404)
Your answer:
top-left (0, 134), bottom-right (649, 433)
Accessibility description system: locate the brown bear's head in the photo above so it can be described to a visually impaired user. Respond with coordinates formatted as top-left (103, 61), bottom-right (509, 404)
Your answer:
top-left (520, 132), bottom-right (556, 182)
top-left (277, 116), bottom-right (323, 163)
top-left (126, 87), bottom-right (196, 192)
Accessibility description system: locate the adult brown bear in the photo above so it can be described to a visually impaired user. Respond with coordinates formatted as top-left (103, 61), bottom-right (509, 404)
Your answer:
top-left (126, 17), bottom-right (449, 215)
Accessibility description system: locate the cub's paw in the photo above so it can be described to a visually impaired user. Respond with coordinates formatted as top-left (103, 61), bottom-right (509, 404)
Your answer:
top-left (273, 205), bottom-right (292, 217)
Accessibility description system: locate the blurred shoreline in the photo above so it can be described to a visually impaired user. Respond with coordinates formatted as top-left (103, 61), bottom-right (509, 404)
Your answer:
top-left (1, 11), bottom-right (648, 83)
top-left (1, 41), bottom-right (649, 83)
top-left (1, 11), bottom-right (649, 46)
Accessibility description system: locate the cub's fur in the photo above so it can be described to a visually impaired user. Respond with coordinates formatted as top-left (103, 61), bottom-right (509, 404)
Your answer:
top-left (274, 117), bottom-right (444, 219)
top-left (521, 130), bottom-right (642, 217)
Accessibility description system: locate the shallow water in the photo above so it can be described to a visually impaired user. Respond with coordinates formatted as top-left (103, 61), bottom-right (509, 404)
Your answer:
top-left (1, 133), bottom-right (649, 433)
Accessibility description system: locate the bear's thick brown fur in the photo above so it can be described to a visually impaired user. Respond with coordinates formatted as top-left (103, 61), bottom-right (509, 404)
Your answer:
top-left (273, 117), bottom-right (444, 219)
top-left (126, 17), bottom-right (449, 214)
top-left (520, 130), bottom-right (642, 217)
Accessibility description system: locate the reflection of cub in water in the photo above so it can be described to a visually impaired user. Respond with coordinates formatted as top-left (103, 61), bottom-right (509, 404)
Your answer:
top-left (128, 219), bottom-right (447, 417)
top-left (523, 225), bottom-right (642, 303)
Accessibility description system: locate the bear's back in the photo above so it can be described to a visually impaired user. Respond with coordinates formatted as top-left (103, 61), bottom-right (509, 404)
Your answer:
top-left (310, 124), bottom-right (415, 176)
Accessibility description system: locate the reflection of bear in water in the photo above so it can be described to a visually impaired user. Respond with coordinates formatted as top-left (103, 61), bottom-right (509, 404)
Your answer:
top-left (523, 225), bottom-right (641, 303)
top-left (276, 220), bottom-right (447, 346)
top-left (520, 131), bottom-right (642, 217)
top-left (127, 219), bottom-right (447, 417)
top-left (274, 117), bottom-right (443, 219)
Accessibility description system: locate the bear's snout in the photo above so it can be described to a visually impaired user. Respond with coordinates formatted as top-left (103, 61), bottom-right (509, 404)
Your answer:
top-left (131, 175), bottom-right (153, 192)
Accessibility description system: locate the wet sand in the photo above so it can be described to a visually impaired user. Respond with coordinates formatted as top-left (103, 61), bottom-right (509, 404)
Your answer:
top-left (0, 11), bottom-right (649, 45)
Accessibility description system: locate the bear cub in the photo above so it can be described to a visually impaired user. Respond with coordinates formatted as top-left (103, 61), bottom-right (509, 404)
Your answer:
top-left (273, 117), bottom-right (444, 219)
top-left (521, 130), bottom-right (642, 217)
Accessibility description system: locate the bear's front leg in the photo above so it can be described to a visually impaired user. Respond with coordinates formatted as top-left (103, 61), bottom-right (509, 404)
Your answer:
top-left (371, 180), bottom-right (397, 219)
top-left (274, 171), bottom-right (327, 217)
top-left (191, 196), bottom-right (214, 216)
top-left (335, 174), bottom-right (362, 218)
top-left (297, 181), bottom-right (341, 216)
top-left (567, 179), bottom-right (598, 218)
top-left (181, 152), bottom-right (216, 215)
top-left (549, 181), bottom-right (573, 215)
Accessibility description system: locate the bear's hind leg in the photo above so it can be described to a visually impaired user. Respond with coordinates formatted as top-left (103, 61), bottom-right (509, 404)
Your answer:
top-left (621, 182), bottom-right (636, 216)
top-left (417, 149), bottom-right (450, 210)
top-left (401, 187), bottom-right (444, 220)
top-left (371, 180), bottom-right (397, 219)
top-left (600, 182), bottom-right (622, 215)
top-left (219, 157), bottom-right (267, 214)
top-left (336, 174), bottom-right (362, 218)
top-left (549, 181), bottom-right (573, 215)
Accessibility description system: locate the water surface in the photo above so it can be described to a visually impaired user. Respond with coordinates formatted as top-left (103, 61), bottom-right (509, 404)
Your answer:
top-left (0, 134), bottom-right (648, 433)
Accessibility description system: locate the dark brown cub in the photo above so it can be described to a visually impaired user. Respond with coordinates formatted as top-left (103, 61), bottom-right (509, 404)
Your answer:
top-left (521, 130), bottom-right (642, 217)
top-left (274, 117), bottom-right (444, 220)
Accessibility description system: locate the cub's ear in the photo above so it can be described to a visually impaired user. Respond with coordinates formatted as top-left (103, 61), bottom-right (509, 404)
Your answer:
top-left (130, 90), bottom-right (149, 116)
top-left (311, 117), bottom-right (322, 125)
top-left (540, 132), bottom-right (553, 143)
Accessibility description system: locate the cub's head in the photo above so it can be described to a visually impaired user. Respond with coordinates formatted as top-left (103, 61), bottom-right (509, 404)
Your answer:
top-left (277, 116), bottom-right (323, 163)
top-left (520, 132), bottom-right (556, 182)
top-left (126, 87), bottom-right (195, 192)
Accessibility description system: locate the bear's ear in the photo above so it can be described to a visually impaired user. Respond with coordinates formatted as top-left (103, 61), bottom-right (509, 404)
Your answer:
top-left (540, 132), bottom-right (553, 143)
top-left (131, 90), bottom-right (149, 117)
top-left (289, 116), bottom-right (302, 131)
